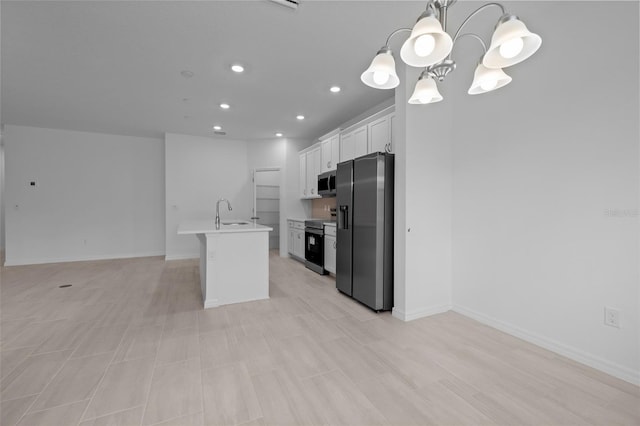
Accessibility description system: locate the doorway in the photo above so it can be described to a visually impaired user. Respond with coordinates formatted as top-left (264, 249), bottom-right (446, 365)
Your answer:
top-left (252, 168), bottom-right (281, 250)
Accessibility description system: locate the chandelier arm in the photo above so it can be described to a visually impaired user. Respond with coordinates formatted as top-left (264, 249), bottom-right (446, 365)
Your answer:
top-left (451, 32), bottom-right (487, 56)
top-left (450, 2), bottom-right (506, 47)
top-left (384, 28), bottom-right (412, 47)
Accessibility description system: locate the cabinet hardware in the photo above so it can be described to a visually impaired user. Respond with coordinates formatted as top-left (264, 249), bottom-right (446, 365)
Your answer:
top-left (333, 241), bottom-right (336, 249)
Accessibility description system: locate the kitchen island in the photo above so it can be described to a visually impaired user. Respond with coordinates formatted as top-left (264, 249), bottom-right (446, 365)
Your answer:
top-left (178, 220), bottom-right (272, 308)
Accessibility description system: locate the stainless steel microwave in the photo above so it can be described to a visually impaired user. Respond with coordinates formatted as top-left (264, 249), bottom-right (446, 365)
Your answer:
top-left (318, 170), bottom-right (336, 197)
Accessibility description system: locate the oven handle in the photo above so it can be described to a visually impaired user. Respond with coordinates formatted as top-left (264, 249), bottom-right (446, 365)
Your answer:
top-left (305, 228), bottom-right (324, 236)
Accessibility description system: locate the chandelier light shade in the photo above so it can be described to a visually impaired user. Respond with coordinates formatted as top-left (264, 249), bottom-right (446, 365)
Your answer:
top-left (400, 12), bottom-right (453, 67)
top-left (408, 73), bottom-right (443, 104)
top-left (483, 15), bottom-right (542, 69)
top-left (468, 63), bottom-right (512, 95)
top-left (360, 47), bottom-right (400, 89)
top-left (361, 0), bottom-right (541, 105)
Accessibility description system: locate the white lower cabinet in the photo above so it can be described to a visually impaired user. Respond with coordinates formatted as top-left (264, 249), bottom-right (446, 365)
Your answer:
top-left (288, 220), bottom-right (305, 261)
top-left (324, 225), bottom-right (336, 274)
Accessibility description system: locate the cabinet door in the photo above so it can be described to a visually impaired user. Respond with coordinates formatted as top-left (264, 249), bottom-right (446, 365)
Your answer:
top-left (340, 131), bottom-right (355, 162)
top-left (324, 235), bottom-right (336, 274)
top-left (288, 228), bottom-right (294, 255)
top-left (320, 139), bottom-right (332, 173)
top-left (294, 229), bottom-right (305, 259)
top-left (330, 135), bottom-right (340, 169)
top-left (368, 115), bottom-right (390, 154)
top-left (307, 147), bottom-right (321, 197)
top-left (287, 222), bottom-right (294, 255)
top-left (354, 126), bottom-right (368, 159)
top-left (299, 153), bottom-right (307, 198)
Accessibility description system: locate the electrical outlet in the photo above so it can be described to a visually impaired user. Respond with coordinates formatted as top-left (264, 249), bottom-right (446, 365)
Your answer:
top-left (604, 307), bottom-right (620, 328)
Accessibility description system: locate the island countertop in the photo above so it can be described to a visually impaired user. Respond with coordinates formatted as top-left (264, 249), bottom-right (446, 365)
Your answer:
top-left (178, 220), bottom-right (273, 235)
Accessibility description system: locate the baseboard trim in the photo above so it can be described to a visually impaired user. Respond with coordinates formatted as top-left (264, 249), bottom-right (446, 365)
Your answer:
top-left (392, 304), bottom-right (452, 322)
top-left (203, 299), bottom-right (219, 309)
top-left (165, 253), bottom-right (199, 261)
top-left (4, 251), bottom-right (166, 266)
top-left (204, 295), bottom-right (269, 309)
top-left (453, 304), bottom-right (640, 386)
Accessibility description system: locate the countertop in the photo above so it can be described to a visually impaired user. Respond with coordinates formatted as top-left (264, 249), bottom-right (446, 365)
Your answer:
top-left (288, 217), bottom-right (336, 224)
top-left (287, 217), bottom-right (307, 223)
top-left (178, 219), bottom-right (273, 235)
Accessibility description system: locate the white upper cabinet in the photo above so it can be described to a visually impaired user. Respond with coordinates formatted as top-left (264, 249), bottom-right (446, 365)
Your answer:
top-left (353, 126), bottom-right (368, 159)
top-left (340, 131), bottom-right (355, 162)
top-left (302, 108), bottom-right (395, 199)
top-left (299, 152), bottom-right (307, 198)
top-left (320, 134), bottom-right (340, 173)
top-left (368, 114), bottom-right (394, 154)
top-left (341, 125), bottom-right (367, 162)
top-left (299, 144), bottom-right (322, 199)
top-left (306, 145), bottom-right (321, 198)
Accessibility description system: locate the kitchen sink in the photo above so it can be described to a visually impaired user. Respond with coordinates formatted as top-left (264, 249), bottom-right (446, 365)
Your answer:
top-left (221, 220), bottom-right (250, 226)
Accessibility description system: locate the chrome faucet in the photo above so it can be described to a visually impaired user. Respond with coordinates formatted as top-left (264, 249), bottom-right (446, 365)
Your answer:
top-left (215, 198), bottom-right (232, 228)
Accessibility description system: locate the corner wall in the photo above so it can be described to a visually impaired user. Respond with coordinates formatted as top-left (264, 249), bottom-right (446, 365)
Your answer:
top-left (393, 62), bottom-right (453, 321)
top-left (3, 125), bottom-right (165, 265)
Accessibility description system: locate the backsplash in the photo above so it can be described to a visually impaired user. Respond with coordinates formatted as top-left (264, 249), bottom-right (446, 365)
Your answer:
top-left (311, 197), bottom-right (336, 219)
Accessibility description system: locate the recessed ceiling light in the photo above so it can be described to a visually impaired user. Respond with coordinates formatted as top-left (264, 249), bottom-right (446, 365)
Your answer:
top-left (231, 64), bottom-right (244, 73)
top-left (213, 125), bottom-right (222, 131)
top-left (180, 70), bottom-right (194, 78)
top-left (296, 115), bottom-right (305, 120)
top-left (330, 86), bottom-right (341, 93)
top-left (220, 103), bottom-right (230, 109)
top-left (275, 132), bottom-right (283, 137)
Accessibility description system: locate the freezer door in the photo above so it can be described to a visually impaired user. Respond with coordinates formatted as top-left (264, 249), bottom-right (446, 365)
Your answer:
top-left (335, 160), bottom-right (353, 296)
top-left (352, 153), bottom-right (385, 310)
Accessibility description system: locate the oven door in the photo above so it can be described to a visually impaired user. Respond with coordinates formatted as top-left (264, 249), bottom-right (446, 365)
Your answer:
top-left (304, 228), bottom-right (326, 274)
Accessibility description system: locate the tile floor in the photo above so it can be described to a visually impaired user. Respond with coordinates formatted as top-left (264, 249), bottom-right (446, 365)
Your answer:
top-left (1, 252), bottom-right (638, 425)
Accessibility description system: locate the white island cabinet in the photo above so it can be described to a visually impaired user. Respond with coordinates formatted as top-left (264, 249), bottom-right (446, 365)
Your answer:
top-left (178, 220), bottom-right (272, 309)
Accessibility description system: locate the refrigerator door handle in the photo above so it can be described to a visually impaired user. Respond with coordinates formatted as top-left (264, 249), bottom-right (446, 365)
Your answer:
top-left (339, 205), bottom-right (349, 230)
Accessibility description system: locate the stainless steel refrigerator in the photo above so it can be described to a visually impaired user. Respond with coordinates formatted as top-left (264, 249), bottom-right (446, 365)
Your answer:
top-left (336, 152), bottom-right (394, 311)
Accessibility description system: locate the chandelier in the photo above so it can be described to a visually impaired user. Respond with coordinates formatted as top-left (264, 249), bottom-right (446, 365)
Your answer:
top-left (360, 0), bottom-right (542, 104)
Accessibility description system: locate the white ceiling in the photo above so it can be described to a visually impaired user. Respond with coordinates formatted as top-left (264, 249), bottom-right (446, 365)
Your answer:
top-left (1, 0), bottom-right (431, 141)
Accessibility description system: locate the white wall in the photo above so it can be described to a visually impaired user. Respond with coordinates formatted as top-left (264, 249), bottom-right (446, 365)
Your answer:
top-left (1, 134), bottom-right (5, 252)
top-left (393, 63), bottom-right (453, 322)
top-left (0, 2), bottom-right (3, 252)
top-left (165, 133), bottom-right (252, 259)
top-left (449, 1), bottom-right (639, 384)
top-left (4, 125), bottom-right (165, 265)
